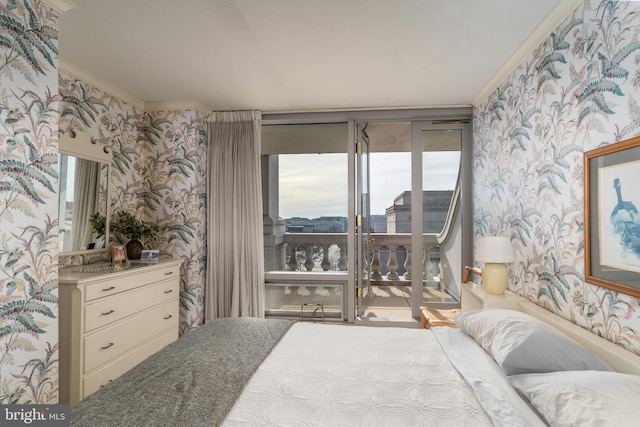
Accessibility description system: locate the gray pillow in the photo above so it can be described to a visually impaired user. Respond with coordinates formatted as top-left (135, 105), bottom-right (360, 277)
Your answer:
top-left (454, 309), bottom-right (613, 375)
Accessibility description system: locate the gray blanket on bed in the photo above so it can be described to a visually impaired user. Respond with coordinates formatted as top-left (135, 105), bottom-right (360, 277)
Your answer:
top-left (71, 317), bottom-right (295, 427)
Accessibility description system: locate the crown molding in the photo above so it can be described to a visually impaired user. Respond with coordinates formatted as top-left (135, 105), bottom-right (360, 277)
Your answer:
top-left (42, 0), bottom-right (77, 14)
top-left (59, 57), bottom-right (146, 111)
top-left (60, 59), bottom-right (212, 114)
top-left (470, 0), bottom-right (583, 107)
top-left (144, 100), bottom-right (212, 116)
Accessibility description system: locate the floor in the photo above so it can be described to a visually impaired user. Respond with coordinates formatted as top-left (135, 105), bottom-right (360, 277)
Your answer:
top-left (264, 282), bottom-right (458, 325)
top-left (361, 284), bottom-right (458, 321)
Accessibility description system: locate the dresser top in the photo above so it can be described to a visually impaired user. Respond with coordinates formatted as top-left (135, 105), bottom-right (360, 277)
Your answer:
top-left (59, 259), bottom-right (182, 285)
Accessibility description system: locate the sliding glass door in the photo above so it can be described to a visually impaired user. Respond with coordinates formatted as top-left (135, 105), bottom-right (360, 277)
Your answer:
top-left (260, 109), bottom-right (473, 323)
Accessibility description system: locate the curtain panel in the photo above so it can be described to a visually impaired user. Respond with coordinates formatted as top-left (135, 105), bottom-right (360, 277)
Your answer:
top-left (206, 110), bottom-right (264, 319)
top-left (71, 158), bottom-right (100, 251)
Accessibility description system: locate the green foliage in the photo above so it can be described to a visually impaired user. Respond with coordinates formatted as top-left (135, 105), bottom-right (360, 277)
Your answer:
top-left (110, 210), bottom-right (168, 241)
top-left (89, 211), bottom-right (106, 239)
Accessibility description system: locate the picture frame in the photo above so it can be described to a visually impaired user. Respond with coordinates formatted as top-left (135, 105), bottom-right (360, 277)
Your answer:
top-left (111, 244), bottom-right (126, 264)
top-left (140, 249), bottom-right (160, 261)
top-left (584, 135), bottom-right (640, 298)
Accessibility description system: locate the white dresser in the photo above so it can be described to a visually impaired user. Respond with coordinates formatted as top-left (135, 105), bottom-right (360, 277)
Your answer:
top-left (59, 259), bottom-right (182, 404)
top-left (460, 282), bottom-right (526, 312)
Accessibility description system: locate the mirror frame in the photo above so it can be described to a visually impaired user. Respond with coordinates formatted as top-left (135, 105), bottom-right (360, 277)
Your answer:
top-left (58, 129), bottom-right (112, 257)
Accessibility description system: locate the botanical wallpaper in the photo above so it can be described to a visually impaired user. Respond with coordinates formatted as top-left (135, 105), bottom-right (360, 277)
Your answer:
top-left (3, 0), bottom-right (639, 408)
top-left (474, 0), bottom-right (640, 354)
top-left (140, 110), bottom-right (207, 332)
top-left (0, 0), bottom-right (59, 403)
top-left (58, 72), bottom-right (208, 332)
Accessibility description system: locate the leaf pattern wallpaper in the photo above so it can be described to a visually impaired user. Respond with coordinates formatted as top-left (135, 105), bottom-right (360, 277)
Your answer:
top-left (474, 0), bottom-right (640, 354)
top-left (139, 110), bottom-right (207, 332)
top-left (58, 72), bottom-right (208, 332)
top-left (3, 0), bottom-right (640, 407)
top-left (0, 0), bottom-right (59, 403)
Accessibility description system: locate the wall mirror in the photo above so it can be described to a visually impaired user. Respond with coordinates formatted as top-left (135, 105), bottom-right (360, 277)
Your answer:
top-left (58, 130), bottom-right (112, 256)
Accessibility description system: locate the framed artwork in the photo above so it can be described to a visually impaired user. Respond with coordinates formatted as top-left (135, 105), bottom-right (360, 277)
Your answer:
top-left (141, 250), bottom-right (160, 261)
top-left (584, 135), bottom-right (640, 298)
top-left (111, 244), bottom-right (126, 264)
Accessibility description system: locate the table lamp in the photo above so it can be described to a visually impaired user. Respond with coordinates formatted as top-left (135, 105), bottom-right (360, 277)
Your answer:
top-left (475, 236), bottom-right (514, 295)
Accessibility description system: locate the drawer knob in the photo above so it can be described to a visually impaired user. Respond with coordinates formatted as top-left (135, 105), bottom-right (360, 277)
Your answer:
top-left (164, 271), bottom-right (173, 276)
top-left (101, 342), bottom-right (114, 350)
top-left (100, 380), bottom-right (113, 388)
top-left (101, 309), bottom-right (115, 316)
top-left (102, 286), bottom-right (116, 291)
top-left (164, 289), bottom-right (173, 294)
top-left (164, 315), bottom-right (173, 320)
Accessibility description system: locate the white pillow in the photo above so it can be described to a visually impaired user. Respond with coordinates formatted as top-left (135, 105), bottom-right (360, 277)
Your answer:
top-left (454, 309), bottom-right (612, 375)
top-left (509, 371), bottom-right (640, 427)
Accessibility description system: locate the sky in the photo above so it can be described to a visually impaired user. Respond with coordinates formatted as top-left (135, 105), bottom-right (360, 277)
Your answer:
top-left (279, 152), bottom-right (460, 218)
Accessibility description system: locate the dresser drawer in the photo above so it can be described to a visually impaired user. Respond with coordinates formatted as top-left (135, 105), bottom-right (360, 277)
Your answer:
top-left (84, 263), bottom-right (180, 302)
top-left (83, 299), bottom-right (179, 373)
top-left (83, 328), bottom-right (178, 398)
top-left (84, 279), bottom-right (179, 332)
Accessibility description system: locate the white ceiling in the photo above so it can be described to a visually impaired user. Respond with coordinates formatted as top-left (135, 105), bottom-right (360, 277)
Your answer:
top-left (57, 0), bottom-right (580, 113)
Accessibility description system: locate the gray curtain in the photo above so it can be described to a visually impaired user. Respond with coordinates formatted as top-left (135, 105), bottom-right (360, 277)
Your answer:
top-left (206, 110), bottom-right (264, 319)
top-left (71, 158), bottom-right (100, 251)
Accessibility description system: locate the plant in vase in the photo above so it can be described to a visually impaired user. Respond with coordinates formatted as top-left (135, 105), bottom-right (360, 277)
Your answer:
top-left (109, 210), bottom-right (167, 260)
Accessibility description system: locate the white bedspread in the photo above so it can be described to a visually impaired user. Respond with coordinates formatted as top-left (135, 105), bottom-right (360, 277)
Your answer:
top-left (223, 323), bottom-right (494, 426)
top-left (432, 328), bottom-right (546, 427)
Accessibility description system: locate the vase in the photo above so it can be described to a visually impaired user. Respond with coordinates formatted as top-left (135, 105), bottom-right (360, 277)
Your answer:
top-left (126, 238), bottom-right (143, 260)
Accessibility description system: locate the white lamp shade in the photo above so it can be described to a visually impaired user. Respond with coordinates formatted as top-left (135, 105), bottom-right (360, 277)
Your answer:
top-left (475, 236), bottom-right (514, 263)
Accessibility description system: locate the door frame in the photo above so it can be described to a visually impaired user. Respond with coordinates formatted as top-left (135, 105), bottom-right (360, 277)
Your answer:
top-left (262, 108), bottom-right (473, 324)
top-left (355, 123), bottom-right (371, 318)
top-left (410, 120), bottom-right (473, 319)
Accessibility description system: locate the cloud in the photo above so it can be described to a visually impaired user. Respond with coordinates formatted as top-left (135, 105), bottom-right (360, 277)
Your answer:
top-left (280, 154), bottom-right (347, 218)
top-left (278, 151), bottom-right (459, 218)
top-left (370, 152), bottom-right (411, 214)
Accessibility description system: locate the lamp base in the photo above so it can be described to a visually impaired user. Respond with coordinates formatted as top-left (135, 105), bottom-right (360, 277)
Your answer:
top-left (482, 263), bottom-right (508, 295)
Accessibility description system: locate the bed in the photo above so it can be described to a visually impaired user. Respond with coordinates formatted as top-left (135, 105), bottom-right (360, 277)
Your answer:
top-left (70, 299), bottom-right (640, 426)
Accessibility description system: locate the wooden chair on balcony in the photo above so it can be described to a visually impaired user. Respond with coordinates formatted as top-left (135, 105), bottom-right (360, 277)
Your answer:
top-left (420, 307), bottom-right (460, 328)
top-left (420, 266), bottom-right (481, 329)
top-left (462, 265), bottom-right (482, 284)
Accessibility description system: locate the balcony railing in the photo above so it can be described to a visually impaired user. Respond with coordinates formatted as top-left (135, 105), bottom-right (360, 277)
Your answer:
top-left (279, 233), bottom-right (441, 286)
top-left (282, 233), bottom-right (348, 272)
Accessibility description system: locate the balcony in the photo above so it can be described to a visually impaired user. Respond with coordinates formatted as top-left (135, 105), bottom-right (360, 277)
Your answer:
top-left (264, 232), bottom-right (458, 319)
top-left (279, 233), bottom-right (444, 286)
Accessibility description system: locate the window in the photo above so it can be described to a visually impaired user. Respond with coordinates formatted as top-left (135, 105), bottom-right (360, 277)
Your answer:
top-left (262, 124), bottom-right (348, 272)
